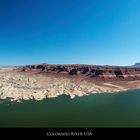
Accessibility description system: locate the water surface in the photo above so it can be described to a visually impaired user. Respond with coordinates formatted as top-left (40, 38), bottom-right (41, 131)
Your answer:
top-left (0, 89), bottom-right (140, 127)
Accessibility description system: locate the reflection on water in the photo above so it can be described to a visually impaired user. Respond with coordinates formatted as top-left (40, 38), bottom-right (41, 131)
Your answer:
top-left (0, 89), bottom-right (140, 127)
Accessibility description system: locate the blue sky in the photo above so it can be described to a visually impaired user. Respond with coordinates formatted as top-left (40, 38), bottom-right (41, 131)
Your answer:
top-left (0, 0), bottom-right (140, 66)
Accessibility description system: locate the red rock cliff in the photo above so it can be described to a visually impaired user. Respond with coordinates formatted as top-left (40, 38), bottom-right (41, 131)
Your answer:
top-left (21, 64), bottom-right (140, 81)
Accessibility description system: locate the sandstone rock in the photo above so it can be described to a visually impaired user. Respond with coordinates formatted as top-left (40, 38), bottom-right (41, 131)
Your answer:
top-left (22, 64), bottom-right (140, 81)
top-left (0, 66), bottom-right (134, 102)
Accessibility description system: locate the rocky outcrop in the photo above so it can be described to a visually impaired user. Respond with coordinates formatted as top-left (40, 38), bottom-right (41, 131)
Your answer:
top-left (1, 66), bottom-right (140, 102)
top-left (0, 70), bottom-right (127, 102)
top-left (21, 64), bottom-right (140, 82)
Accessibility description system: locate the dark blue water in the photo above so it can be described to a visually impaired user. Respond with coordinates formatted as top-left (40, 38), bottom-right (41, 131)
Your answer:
top-left (0, 89), bottom-right (140, 127)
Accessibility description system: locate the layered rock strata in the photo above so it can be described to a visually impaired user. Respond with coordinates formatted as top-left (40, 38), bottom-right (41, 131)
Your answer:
top-left (0, 64), bottom-right (140, 102)
top-left (23, 64), bottom-right (140, 81)
top-left (0, 70), bottom-right (127, 102)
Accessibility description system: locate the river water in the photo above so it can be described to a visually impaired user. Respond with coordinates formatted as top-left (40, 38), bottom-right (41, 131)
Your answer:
top-left (0, 89), bottom-right (140, 127)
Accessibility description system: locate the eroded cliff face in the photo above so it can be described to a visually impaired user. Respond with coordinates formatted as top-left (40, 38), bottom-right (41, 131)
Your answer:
top-left (21, 64), bottom-right (140, 81)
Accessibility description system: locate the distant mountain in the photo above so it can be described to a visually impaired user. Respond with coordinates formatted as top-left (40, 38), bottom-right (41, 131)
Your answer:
top-left (134, 63), bottom-right (140, 66)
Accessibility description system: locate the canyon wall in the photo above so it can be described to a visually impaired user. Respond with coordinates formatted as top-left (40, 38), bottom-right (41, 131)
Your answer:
top-left (21, 64), bottom-right (140, 81)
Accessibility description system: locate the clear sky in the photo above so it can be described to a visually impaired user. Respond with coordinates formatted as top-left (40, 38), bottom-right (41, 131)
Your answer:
top-left (0, 0), bottom-right (140, 66)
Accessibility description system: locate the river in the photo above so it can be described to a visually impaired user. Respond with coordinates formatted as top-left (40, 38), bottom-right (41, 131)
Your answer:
top-left (0, 89), bottom-right (140, 127)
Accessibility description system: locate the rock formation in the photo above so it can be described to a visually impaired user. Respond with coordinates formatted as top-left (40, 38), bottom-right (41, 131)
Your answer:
top-left (0, 68), bottom-right (127, 101)
top-left (22, 64), bottom-right (140, 82)
top-left (1, 65), bottom-right (140, 102)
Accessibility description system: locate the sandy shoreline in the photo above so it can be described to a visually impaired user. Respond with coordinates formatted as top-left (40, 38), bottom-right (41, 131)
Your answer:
top-left (0, 67), bottom-right (140, 102)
